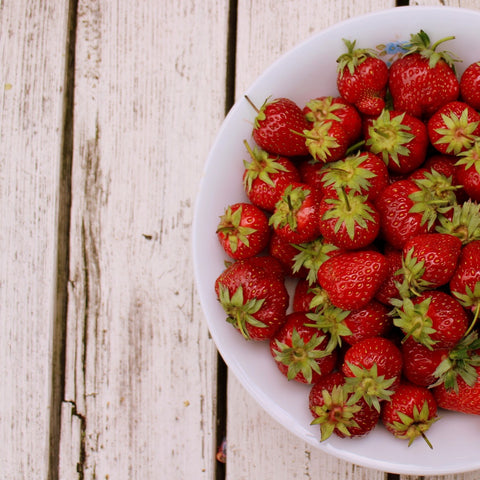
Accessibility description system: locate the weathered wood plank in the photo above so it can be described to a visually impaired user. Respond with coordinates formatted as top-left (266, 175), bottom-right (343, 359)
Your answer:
top-left (59, 1), bottom-right (230, 478)
top-left (226, 1), bottom-right (394, 479)
top-left (0, 1), bottom-right (70, 478)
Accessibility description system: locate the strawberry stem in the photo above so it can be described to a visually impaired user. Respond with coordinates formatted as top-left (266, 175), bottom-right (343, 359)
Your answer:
top-left (431, 35), bottom-right (455, 52)
top-left (464, 303), bottom-right (480, 337)
top-left (244, 95), bottom-right (260, 113)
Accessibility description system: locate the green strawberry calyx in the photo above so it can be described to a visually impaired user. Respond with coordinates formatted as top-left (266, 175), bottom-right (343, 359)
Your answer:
top-left (301, 121), bottom-right (340, 163)
top-left (455, 139), bottom-right (480, 175)
top-left (304, 96), bottom-right (343, 123)
top-left (269, 184), bottom-right (310, 232)
top-left (385, 400), bottom-right (437, 448)
top-left (366, 110), bottom-right (414, 167)
top-left (310, 384), bottom-right (362, 441)
top-left (272, 329), bottom-right (328, 383)
top-left (217, 283), bottom-right (266, 340)
top-left (292, 237), bottom-right (341, 286)
top-left (320, 152), bottom-right (378, 196)
top-left (403, 29), bottom-right (459, 69)
top-left (216, 204), bottom-right (257, 254)
top-left (344, 362), bottom-right (397, 412)
top-left (336, 38), bottom-right (378, 77)
top-left (431, 331), bottom-right (480, 392)
top-left (305, 306), bottom-right (352, 352)
top-left (395, 247), bottom-right (433, 298)
top-left (392, 296), bottom-right (437, 349)
top-left (433, 108), bottom-right (479, 155)
top-left (321, 189), bottom-right (377, 241)
top-left (242, 140), bottom-right (289, 193)
top-left (436, 200), bottom-right (480, 244)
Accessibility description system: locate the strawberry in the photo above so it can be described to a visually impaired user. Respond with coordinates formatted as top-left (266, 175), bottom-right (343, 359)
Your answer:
top-left (214, 258), bottom-right (289, 340)
top-left (364, 109), bottom-right (428, 175)
top-left (393, 290), bottom-right (469, 349)
top-left (436, 200), bottom-right (480, 244)
top-left (303, 96), bottom-right (362, 144)
top-left (242, 141), bottom-right (301, 212)
top-left (216, 202), bottom-right (270, 260)
top-left (374, 246), bottom-right (403, 306)
top-left (303, 120), bottom-right (349, 164)
top-left (269, 231), bottom-right (308, 279)
top-left (270, 312), bottom-right (337, 384)
top-left (318, 189), bottom-right (380, 250)
top-left (317, 250), bottom-right (388, 311)
top-left (388, 30), bottom-right (459, 119)
top-left (336, 39), bottom-right (389, 116)
top-left (460, 61), bottom-right (480, 110)
top-left (309, 371), bottom-right (380, 440)
top-left (316, 151), bottom-right (389, 202)
top-left (374, 177), bottom-right (455, 250)
top-left (381, 382), bottom-right (438, 448)
top-left (450, 239), bottom-right (480, 320)
top-left (398, 232), bottom-right (462, 296)
top-left (455, 140), bottom-right (480, 202)
top-left (433, 365), bottom-right (480, 415)
top-left (247, 96), bottom-right (310, 157)
top-left (342, 336), bottom-right (403, 411)
top-left (269, 182), bottom-right (321, 244)
top-left (427, 101), bottom-right (480, 155)
top-left (291, 236), bottom-right (343, 285)
top-left (342, 300), bottom-right (392, 346)
top-left (292, 279), bottom-right (329, 313)
top-left (401, 337), bottom-right (449, 387)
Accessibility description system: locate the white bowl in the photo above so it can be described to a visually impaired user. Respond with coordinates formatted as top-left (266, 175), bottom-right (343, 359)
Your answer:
top-left (193, 6), bottom-right (480, 475)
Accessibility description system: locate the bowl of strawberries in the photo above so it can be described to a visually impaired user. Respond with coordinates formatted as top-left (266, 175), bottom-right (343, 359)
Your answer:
top-left (193, 5), bottom-right (480, 475)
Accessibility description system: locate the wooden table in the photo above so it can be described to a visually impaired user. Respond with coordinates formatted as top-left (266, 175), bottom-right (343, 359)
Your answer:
top-left (2, 1), bottom-right (480, 479)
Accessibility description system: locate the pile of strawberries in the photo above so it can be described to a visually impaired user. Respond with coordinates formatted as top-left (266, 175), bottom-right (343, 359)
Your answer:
top-left (214, 30), bottom-right (480, 447)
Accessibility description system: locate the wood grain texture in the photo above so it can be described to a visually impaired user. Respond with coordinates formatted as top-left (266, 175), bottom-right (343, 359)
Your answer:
top-left (0, 1), bottom-right (70, 478)
top-left (226, 2), bottom-right (394, 479)
top-left (59, 1), bottom-right (230, 478)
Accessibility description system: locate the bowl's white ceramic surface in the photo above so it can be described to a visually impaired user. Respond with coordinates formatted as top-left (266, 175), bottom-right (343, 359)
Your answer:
top-left (193, 6), bottom-right (480, 475)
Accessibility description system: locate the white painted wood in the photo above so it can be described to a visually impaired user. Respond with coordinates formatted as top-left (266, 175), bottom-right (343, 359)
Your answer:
top-left (227, 2), bottom-right (394, 479)
top-left (59, 1), bottom-right (230, 478)
top-left (0, 1), bottom-right (70, 478)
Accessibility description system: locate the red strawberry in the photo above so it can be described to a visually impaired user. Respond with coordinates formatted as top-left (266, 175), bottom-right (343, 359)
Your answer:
top-left (412, 332), bottom-right (480, 391)
top-left (303, 96), bottom-right (362, 143)
top-left (291, 236), bottom-right (343, 286)
top-left (342, 300), bottom-right (392, 346)
top-left (374, 178), bottom-right (453, 250)
top-left (216, 202), bottom-right (270, 260)
top-left (388, 30), bottom-right (459, 119)
top-left (336, 39), bottom-right (389, 116)
top-left (303, 120), bottom-right (349, 164)
top-left (460, 61), bottom-right (480, 110)
top-left (317, 151), bottom-right (389, 202)
top-left (455, 141), bottom-right (480, 202)
top-left (292, 279), bottom-right (330, 313)
top-left (433, 365), bottom-right (480, 415)
top-left (364, 109), bottom-right (428, 175)
top-left (393, 290), bottom-right (469, 349)
top-left (269, 231), bottom-right (308, 279)
top-left (381, 382), bottom-right (438, 448)
top-left (374, 246), bottom-right (403, 306)
top-left (214, 258), bottom-right (289, 340)
top-left (242, 141), bottom-right (300, 212)
top-left (270, 312), bottom-right (337, 384)
top-left (427, 101), bottom-right (480, 155)
top-left (318, 190), bottom-right (380, 250)
top-left (247, 96), bottom-right (310, 156)
top-left (450, 239), bottom-right (480, 319)
top-left (342, 336), bottom-right (403, 411)
top-left (398, 232), bottom-right (462, 296)
top-left (309, 371), bottom-right (380, 440)
top-left (401, 337), bottom-right (449, 387)
top-left (317, 250), bottom-right (388, 311)
top-left (269, 182), bottom-right (321, 244)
